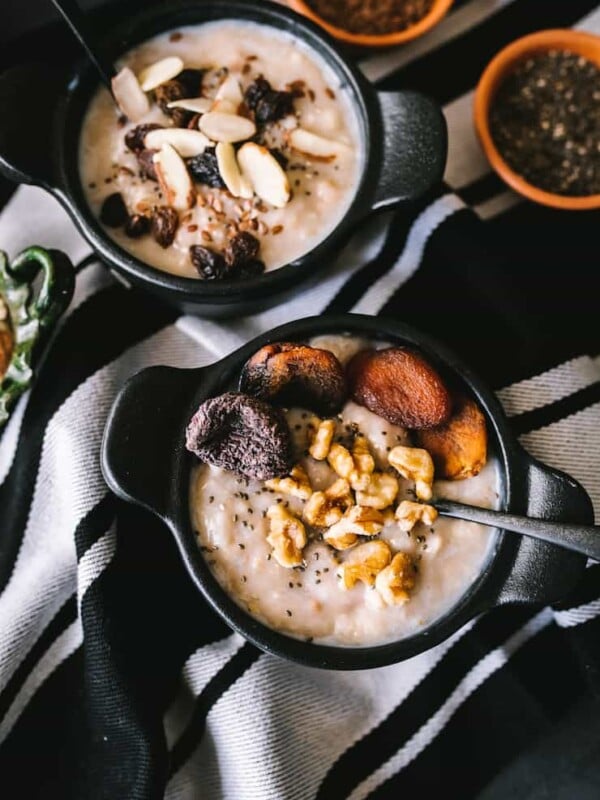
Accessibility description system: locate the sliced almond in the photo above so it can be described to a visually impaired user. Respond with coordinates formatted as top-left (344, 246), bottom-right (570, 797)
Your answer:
top-left (111, 67), bottom-right (149, 122)
top-left (212, 75), bottom-right (243, 115)
top-left (167, 97), bottom-right (212, 114)
top-left (289, 128), bottom-right (347, 161)
top-left (199, 112), bottom-right (256, 143)
top-left (216, 143), bottom-right (253, 199)
top-left (237, 142), bottom-right (290, 208)
top-left (138, 56), bottom-right (184, 92)
top-left (144, 128), bottom-right (211, 158)
top-left (153, 143), bottom-right (196, 210)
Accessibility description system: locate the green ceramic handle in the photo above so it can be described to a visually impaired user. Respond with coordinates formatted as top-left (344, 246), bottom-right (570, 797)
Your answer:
top-left (0, 246), bottom-right (75, 425)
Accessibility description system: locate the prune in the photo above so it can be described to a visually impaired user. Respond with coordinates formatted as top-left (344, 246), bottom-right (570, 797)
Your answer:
top-left (245, 77), bottom-right (295, 124)
top-left (347, 348), bottom-right (452, 429)
top-left (136, 149), bottom-right (158, 181)
top-left (224, 232), bottom-right (260, 267)
top-left (100, 193), bottom-right (128, 227)
top-left (186, 150), bottom-right (226, 188)
top-left (237, 258), bottom-right (266, 279)
top-left (190, 246), bottom-right (228, 280)
top-left (124, 213), bottom-right (151, 238)
top-left (185, 392), bottom-right (293, 480)
top-left (151, 206), bottom-right (179, 248)
top-left (125, 123), bottom-right (162, 153)
top-left (240, 342), bottom-right (347, 416)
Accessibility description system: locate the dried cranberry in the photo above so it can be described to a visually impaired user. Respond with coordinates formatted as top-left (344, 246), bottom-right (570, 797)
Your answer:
top-left (100, 193), bottom-right (128, 227)
top-left (185, 392), bottom-right (293, 480)
top-left (124, 214), bottom-right (151, 238)
top-left (190, 245), bottom-right (228, 280)
top-left (186, 150), bottom-right (225, 189)
top-left (224, 232), bottom-right (260, 267)
top-left (151, 207), bottom-right (179, 248)
top-left (125, 123), bottom-right (162, 152)
top-left (136, 149), bottom-right (158, 181)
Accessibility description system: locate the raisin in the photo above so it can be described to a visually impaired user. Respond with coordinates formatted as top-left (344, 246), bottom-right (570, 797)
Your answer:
top-left (136, 149), bottom-right (158, 181)
top-left (245, 77), bottom-right (272, 111)
top-left (170, 107), bottom-right (194, 128)
top-left (190, 245), bottom-right (228, 280)
top-left (125, 123), bottom-right (163, 153)
top-left (237, 259), bottom-right (266, 279)
top-left (154, 69), bottom-right (204, 119)
top-left (187, 150), bottom-right (225, 188)
top-left (100, 193), bottom-right (128, 227)
top-left (151, 207), bottom-right (179, 248)
top-left (177, 68), bottom-right (205, 96)
top-left (185, 392), bottom-right (293, 480)
top-left (124, 214), bottom-right (151, 238)
top-left (255, 91), bottom-right (294, 124)
top-left (154, 80), bottom-right (186, 113)
top-left (224, 232), bottom-right (260, 267)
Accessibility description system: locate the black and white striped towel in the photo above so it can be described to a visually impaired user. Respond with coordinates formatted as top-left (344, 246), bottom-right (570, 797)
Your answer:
top-left (1, 1), bottom-right (600, 798)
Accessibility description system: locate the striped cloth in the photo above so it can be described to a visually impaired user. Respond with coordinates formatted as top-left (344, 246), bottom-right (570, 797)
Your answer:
top-left (1, 1), bottom-right (600, 798)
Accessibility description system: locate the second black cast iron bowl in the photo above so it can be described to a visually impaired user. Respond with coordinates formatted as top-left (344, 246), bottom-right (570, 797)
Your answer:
top-left (102, 314), bottom-right (593, 670)
top-left (0, 0), bottom-right (447, 318)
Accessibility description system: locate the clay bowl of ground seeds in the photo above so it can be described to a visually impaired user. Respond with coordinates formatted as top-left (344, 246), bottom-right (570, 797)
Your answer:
top-left (288, 0), bottom-right (453, 49)
top-left (475, 29), bottom-right (600, 210)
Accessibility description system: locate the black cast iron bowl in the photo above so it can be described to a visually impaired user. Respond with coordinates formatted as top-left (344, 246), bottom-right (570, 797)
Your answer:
top-left (0, 0), bottom-right (446, 319)
top-left (101, 314), bottom-right (593, 670)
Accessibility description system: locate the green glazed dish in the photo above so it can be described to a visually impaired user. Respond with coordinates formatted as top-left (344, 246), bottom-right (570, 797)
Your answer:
top-left (0, 246), bottom-right (74, 426)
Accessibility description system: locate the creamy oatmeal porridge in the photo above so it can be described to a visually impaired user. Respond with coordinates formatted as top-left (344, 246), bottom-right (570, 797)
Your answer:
top-left (187, 335), bottom-right (499, 647)
top-left (79, 22), bottom-right (362, 279)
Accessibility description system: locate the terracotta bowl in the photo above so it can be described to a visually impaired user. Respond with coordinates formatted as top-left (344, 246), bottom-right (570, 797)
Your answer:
top-left (474, 29), bottom-right (600, 211)
top-left (288, 0), bottom-right (454, 49)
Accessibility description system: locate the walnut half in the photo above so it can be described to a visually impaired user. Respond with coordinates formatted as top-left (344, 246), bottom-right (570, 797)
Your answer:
top-left (375, 552), bottom-right (416, 606)
top-left (324, 506), bottom-right (384, 551)
top-left (395, 500), bottom-right (438, 532)
top-left (388, 445), bottom-right (434, 501)
top-left (265, 464), bottom-right (313, 500)
top-left (266, 504), bottom-right (307, 568)
top-left (338, 540), bottom-right (391, 590)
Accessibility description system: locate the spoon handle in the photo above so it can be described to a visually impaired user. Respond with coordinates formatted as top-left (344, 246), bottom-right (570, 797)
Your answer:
top-left (50, 0), bottom-right (114, 89)
top-left (435, 499), bottom-right (600, 562)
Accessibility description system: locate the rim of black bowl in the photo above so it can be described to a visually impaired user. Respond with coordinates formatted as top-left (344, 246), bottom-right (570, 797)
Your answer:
top-left (164, 314), bottom-right (517, 670)
top-left (58, 0), bottom-right (380, 305)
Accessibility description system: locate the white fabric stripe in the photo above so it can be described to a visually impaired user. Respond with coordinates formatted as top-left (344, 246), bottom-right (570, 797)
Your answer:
top-left (519, 403), bottom-right (600, 519)
top-left (575, 5), bottom-right (600, 32)
top-left (76, 525), bottom-right (117, 615)
top-left (360, 0), bottom-right (516, 83)
top-left (497, 356), bottom-right (600, 417)
top-left (351, 194), bottom-right (465, 315)
top-left (475, 189), bottom-right (520, 220)
top-left (0, 618), bottom-right (83, 745)
top-left (0, 325), bottom-right (214, 696)
top-left (0, 391), bottom-right (29, 486)
top-left (163, 633), bottom-right (246, 752)
top-left (167, 620), bottom-right (477, 800)
top-left (554, 599), bottom-right (600, 629)
top-left (347, 609), bottom-right (552, 800)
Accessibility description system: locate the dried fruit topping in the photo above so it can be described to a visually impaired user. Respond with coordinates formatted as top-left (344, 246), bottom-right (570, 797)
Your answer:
top-left (136, 149), bottom-right (159, 181)
top-left (138, 56), bottom-right (184, 92)
top-left (185, 392), bottom-right (293, 480)
top-left (237, 142), bottom-right (290, 208)
top-left (240, 342), bottom-right (347, 415)
top-left (151, 206), bottom-right (179, 248)
top-left (153, 143), bottom-right (196, 210)
top-left (100, 193), bottom-right (128, 227)
top-left (415, 394), bottom-right (488, 480)
top-left (124, 213), bottom-right (151, 238)
top-left (125, 123), bottom-right (163, 153)
top-left (154, 79), bottom-right (189, 115)
top-left (245, 77), bottom-right (272, 111)
top-left (237, 259), bottom-right (266, 279)
top-left (199, 111), bottom-right (257, 143)
top-left (190, 246), bottom-right (228, 280)
top-left (339, 540), bottom-right (391, 589)
top-left (144, 128), bottom-right (211, 158)
top-left (375, 552), bottom-right (416, 606)
top-left (187, 150), bottom-right (226, 189)
top-left (244, 76), bottom-right (295, 124)
top-left (216, 143), bottom-right (253, 199)
top-left (111, 67), bottom-right (149, 122)
top-left (347, 347), bottom-right (452, 429)
top-left (176, 69), bottom-right (206, 97)
top-left (224, 232), bottom-right (260, 268)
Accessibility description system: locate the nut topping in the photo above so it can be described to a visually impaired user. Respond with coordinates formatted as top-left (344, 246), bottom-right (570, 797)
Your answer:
top-left (265, 464), bottom-right (313, 500)
top-left (199, 112), bottom-right (256, 143)
top-left (395, 501), bottom-right (438, 532)
top-left (167, 97), bottom-right (212, 114)
top-left (339, 540), bottom-right (391, 590)
top-left (325, 506), bottom-right (384, 551)
top-left (216, 142), bottom-right (253, 199)
top-left (388, 445), bottom-right (435, 501)
top-left (303, 478), bottom-right (353, 528)
top-left (236, 143), bottom-right (291, 208)
top-left (111, 67), bottom-right (150, 122)
top-left (375, 552), bottom-right (416, 606)
top-left (289, 128), bottom-right (347, 161)
top-left (355, 472), bottom-right (399, 510)
top-left (308, 418), bottom-right (336, 461)
top-left (266, 505), bottom-right (307, 568)
top-left (138, 56), bottom-right (184, 92)
top-left (153, 143), bottom-right (196, 210)
top-left (144, 128), bottom-right (211, 158)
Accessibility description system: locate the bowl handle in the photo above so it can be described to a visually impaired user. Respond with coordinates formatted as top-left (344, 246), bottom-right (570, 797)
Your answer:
top-left (0, 63), bottom-right (65, 188)
top-left (101, 365), bottom-right (202, 520)
top-left (372, 90), bottom-right (448, 212)
top-left (495, 451), bottom-right (594, 606)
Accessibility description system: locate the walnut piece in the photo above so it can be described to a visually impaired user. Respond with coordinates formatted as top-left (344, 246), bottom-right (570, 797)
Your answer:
top-left (265, 464), bottom-right (312, 500)
top-left (388, 445), bottom-right (435, 501)
top-left (327, 443), bottom-right (355, 481)
top-left (303, 478), bottom-right (352, 528)
top-left (355, 472), bottom-right (399, 510)
top-left (308, 417), bottom-right (336, 461)
top-left (325, 506), bottom-right (384, 551)
top-left (339, 540), bottom-right (391, 590)
top-left (395, 500), bottom-right (438, 532)
top-left (375, 552), bottom-right (416, 605)
top-left (266, 504), bottom-right (307, 568)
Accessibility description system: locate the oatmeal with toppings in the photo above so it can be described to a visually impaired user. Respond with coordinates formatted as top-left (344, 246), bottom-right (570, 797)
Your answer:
top-left (79, 22), bottom-right (362, 280)
top-left (187, 335), bottom-right (499, 647)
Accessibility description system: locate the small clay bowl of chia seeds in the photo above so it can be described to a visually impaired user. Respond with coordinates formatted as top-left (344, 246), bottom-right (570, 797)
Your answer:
top-left (475, 29), bottom-right (600, 210)
top-left (288, 0), bottom-right (454, 49)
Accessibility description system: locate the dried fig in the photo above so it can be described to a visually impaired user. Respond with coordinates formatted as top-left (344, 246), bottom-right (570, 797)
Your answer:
top-left (186, 392), bottom-right (293, 480)
top-left (347, 347), bottom-right (451, 429)
top-left (240, 342), bottom-right (347, 415)
top-left (415, 394), bottom-right (487, 480)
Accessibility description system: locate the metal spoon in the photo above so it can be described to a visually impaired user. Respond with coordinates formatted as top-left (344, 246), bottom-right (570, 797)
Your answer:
top-left (50, 0), bottom-right (115, 90)
top-left (435, 499), bottom-right (600, 562)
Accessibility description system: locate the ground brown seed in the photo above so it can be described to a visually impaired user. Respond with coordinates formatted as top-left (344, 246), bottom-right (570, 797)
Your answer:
top-left (307, 0), bottom-right (433, 35)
